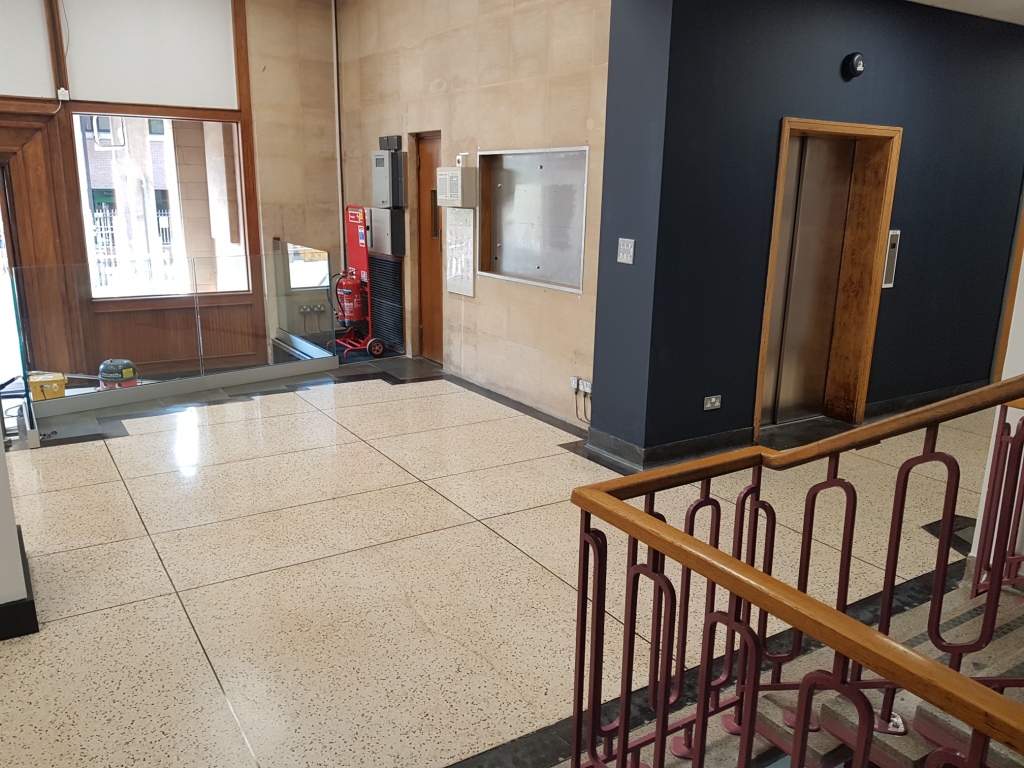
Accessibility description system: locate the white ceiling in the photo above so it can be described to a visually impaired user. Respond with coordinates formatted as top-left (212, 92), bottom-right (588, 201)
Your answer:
top-left (907, 0), bottom-right (1024, 25)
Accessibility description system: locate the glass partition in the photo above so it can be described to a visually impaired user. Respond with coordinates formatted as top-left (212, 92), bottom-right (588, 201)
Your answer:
top-left (11, 262), bottom-right (202, 397)
top-left (1, 226), bottom-right (32, 440)
top-left (7, 250), bottom-right (339, 409)
top-left (264, 241), bottom-right (341, 360)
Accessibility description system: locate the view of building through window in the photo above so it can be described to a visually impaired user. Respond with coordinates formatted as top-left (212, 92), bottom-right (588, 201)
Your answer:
top-left (286, 243), bottom-right (331, 290)
top-left (74, 114), bottom-right (249, 298)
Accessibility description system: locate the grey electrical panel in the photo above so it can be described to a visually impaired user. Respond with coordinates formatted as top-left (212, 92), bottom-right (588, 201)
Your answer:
top-left (371, 151), bottom-right (407, 208)
top-left (367, 207), bottom-right (406, 257)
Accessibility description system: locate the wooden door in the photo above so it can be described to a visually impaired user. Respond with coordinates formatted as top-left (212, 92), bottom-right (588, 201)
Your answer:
top-left (417, 135), bottom-right (443, 363)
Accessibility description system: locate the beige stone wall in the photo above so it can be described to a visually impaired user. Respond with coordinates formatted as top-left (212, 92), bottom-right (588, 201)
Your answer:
top-left (337, 0), bottom-right (610, 427)
top-left (247, 0), bottom-right (343, 334)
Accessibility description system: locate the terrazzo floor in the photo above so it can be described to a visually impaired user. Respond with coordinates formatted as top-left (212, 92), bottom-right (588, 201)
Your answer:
top-left (0, 374), bottom-right (997, 768)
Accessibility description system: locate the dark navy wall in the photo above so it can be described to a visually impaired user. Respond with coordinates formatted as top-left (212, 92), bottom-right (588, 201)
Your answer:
top-left (589, 0), bottom-right (675, 448)
top-left (636, 0), bottom-right (1024, 447)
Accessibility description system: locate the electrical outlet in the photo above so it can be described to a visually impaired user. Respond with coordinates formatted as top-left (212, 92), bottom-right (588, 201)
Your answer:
top-left (579, 379), bottom-right (592, 394)
top-left (704, 395), bottom-right (722, 411)
top-left (313, 304), bottom-right (325, 313)
top-left (570, 376), bottom-right (579, 391)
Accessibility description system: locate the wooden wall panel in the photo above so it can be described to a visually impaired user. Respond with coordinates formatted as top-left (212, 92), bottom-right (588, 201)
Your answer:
top-left (92, 307), bottom-right (201, 370)
top-left (824, 135), bottom-right (902, 422)
top-left (196, 303), bottom-right (256, 358)
top-left (754, 118), bottom-right (902, 436)
top-left (5, 118), bottom-right (92, 374)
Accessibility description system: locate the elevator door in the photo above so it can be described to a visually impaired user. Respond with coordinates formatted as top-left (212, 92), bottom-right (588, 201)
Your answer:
top-left (762, 136), bottom-right (855, 425)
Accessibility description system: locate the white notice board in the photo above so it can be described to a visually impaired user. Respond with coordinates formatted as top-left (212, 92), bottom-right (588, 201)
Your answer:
top-left (446, 208), bottom-right (475, 297)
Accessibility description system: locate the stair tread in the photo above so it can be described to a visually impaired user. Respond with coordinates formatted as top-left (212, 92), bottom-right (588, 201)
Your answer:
top-left (819, 688), bottom-right (938, 768)
top-left (755, 690), bottom-right (852, 768)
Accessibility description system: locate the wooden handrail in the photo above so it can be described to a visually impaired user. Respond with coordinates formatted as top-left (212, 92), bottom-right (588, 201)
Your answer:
top-left (571, 486), bottom-right (1024, 755)
top-left (590, 373), bottom-right (1024, 500)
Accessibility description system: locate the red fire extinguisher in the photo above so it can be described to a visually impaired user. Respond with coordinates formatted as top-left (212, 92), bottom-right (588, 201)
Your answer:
top-left (336, 268), bottom-right (366, 326)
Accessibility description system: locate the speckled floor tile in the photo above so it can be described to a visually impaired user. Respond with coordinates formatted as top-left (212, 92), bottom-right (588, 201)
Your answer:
top-left (123, 391), bottom-right (318, 434)
top-left (0, 595), bottom-right (255, 767)
top-left (327, 390), bottom-right (520, 440)
top-left (943, 407), bottom-right (1000, 438)
top-left (28, 538), bottom-right (173, 622)
top-left (126, 442), bottom-right (416, 533)
top-left (854, 427), bottom-right (992, 495)
top-left (488, 499), bottom-right (888, 666)
top-left (107, 411), bottom-right (360, 479)
top-left (370, 416), bottom-right (575, 480)
top-left (427, 452), bottom-right (620, 519)
top-left (6, 441), bottom-right (120, 497)
top-left (13, 481), bottom-right (146, 557)
top-left (181, 523), bottom-right (647, 768)
top-left (153, 483), bottom-right (473, 590)
top-left (295, 377), bottom-right (464, 410)
top-left (706, 453), bottom-right (975, 580)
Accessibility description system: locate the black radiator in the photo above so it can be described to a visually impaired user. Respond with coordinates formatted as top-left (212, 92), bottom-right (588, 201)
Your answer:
top-left (368, 255), bottom-right (405, 353)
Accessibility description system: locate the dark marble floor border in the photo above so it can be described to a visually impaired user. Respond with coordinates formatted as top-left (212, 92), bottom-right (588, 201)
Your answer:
top-left (447, 560), bottom-right (967, 768)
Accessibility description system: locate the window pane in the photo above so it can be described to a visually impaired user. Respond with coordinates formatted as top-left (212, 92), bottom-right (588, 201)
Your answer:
top-left (286, 243), bottom-right (330, 289)
top-left (74, 113), bottom-right (249, 298)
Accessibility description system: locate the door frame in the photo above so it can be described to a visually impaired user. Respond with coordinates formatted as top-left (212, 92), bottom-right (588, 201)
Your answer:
top-left (753, 117), bottom-right (903, 441)
top-left (411, 130), bottom-right (443, 362)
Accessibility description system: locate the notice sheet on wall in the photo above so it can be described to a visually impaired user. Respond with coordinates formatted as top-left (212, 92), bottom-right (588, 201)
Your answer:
top-left (445, 207), bottom-right (475, 297)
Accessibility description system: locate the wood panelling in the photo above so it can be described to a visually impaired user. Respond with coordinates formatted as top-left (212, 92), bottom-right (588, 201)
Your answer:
top-left (751, 125), bottom-right (795, 442)
top-left (824, 134), bottom-right (902, 422)
top-left (43, 0), bottom-right (69, 93)
top-left (231, 0), bottom-right (267, 355)
top-left (754, 118), bottom-right (902, 438)
top-left (69, 101), bottom-right (242, 123)
top-left (3, 110), bottom-right (92, 374)
top-left (478, 157), bottom-right (493, 273)
top-left (196, 302), bottom-right (256, 358)
top-left (992, 194), bottom-right (1024, 381)
top-left (92, 307), bottom-right (201, 368)
top-left (92, 298), bottom-right (261, 372)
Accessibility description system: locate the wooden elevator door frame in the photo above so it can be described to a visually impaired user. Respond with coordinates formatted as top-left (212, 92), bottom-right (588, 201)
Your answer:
top-left (753, 118), bottom-right (903, 441)
top-left (416, 133), bottom-right (443, 364)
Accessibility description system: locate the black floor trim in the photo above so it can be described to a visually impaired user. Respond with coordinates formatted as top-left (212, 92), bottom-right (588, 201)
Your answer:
top-left (0, 526), bottom-right (39, 642)
top-left (445, 376), bottom-right (588, 441)
top-left (447, 560), bottom-right (967, 768)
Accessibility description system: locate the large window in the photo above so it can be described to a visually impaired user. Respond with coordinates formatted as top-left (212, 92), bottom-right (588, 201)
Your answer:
top-left (74, 113), bottom-right (249, 298)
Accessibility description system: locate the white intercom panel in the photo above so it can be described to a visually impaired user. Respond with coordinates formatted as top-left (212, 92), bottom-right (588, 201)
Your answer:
top-left (436, 166), bottom-right (477, 208)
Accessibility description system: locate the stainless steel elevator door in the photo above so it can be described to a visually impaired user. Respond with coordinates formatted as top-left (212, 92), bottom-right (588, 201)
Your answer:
top-left (762, 136), bottom-right (855, 426)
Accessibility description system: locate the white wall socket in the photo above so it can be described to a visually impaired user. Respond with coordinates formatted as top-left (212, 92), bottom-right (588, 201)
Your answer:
top-left (579, 379), bottom-right (592, 394)
top-left (570, 376), bottom-right (579, 390)
top-left (704, 395), bottom-right (722, 410)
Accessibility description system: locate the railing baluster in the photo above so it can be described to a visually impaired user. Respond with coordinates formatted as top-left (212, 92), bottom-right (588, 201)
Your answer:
top-left (571, 380), bottom-right (1024, 768)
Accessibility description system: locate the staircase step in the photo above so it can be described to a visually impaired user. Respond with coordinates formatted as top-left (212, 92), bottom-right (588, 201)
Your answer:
top-left (818, 688), bottom-right (937, 768)
top-left (754, 690), bottom-right (852, 768)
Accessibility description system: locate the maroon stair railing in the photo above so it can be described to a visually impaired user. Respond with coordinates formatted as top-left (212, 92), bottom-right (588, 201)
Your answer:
top-left (572, 375), bottom-right (1024, 768)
